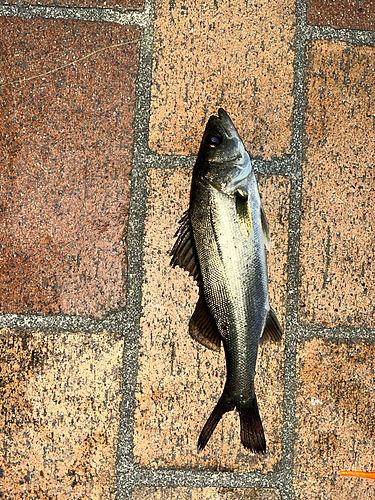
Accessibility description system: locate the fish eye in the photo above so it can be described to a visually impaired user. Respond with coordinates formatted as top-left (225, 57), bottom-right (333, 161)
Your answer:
top-left (205, 133), bottom-right (222, 148)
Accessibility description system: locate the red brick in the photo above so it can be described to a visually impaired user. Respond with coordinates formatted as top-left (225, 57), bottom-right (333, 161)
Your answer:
top-left (307, 0), bottom-right (375, 31)
top-left (0, 18), bottom-right (140, 316)
top-left (133, 168), bottom-right (289, 471)
top-left (2, 0), bottom-right (143, 10)
top-left (149, 0), bottom-right (295, 160)
top-left (299, 40), bottom-right (375, 327)
top-left (294, 338), bottom-right (375, 500)
top-left (0, 328), bottom-right (123, 499)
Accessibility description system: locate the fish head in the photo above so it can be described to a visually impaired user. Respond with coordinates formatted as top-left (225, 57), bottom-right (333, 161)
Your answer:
top-left (194, 108), bottom-right (252, 196)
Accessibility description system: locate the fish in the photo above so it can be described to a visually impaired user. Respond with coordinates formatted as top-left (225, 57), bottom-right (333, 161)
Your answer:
top-left (170, 108), bottom-right (283, 453)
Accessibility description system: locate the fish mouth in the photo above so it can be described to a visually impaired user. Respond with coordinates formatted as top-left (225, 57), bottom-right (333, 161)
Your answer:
top-left (206, 108), bottom-right (238, 139)
top-left (217, 108), bottom-right (235, 128)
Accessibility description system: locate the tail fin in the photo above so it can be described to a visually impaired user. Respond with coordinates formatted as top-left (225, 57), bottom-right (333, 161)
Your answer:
top-left (239, 396), bottom-right (266, 453)
top-left (197, 393), bottom-right (266, 453)
top-left (198, 394), bottom-right (235, 450)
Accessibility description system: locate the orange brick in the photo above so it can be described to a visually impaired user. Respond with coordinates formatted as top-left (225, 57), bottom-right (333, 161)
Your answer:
top-left (294, 338), bottom-right (375, 500)
top-left (0, 328), bottom-right (123, 499)
top-left (299, 40), bottom-right (375, 327)
top-left (133, 167), bottom-right (289, 471)
top-left (149, 0), bottom-right (295, 160)
top-left (133, 487), bottom-right (281, 499)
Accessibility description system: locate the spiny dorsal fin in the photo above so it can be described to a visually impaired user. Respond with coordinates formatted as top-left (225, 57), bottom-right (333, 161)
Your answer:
top-left (170, 210), bottom-right (201, 283)
top-left (260, 307), bottom-right (283, 345)
top-left (189, 296), bottom-right (221, 352)
top-left (261, 204), bottom-right (271, 251)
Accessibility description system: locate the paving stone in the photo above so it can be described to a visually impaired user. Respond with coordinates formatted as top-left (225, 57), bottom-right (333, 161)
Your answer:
top-left (133, 167), bottom-right (289, 471)
top-left (0, 18), bottom-right (140, 316)
top-left (299, 40), bottom-right (375, 327)
top-left (2, 0), bottom-right (144, 9)
top-left (307, 0), bottom-right (375, 31)
top-left (0, 328), bottom-right (124, 499)
top-left (294, 338), bottom-right (375, 500)
top-left (133, 487), bottom-right (281, 499)
top-left (149, 0), bottom-right (295, 160)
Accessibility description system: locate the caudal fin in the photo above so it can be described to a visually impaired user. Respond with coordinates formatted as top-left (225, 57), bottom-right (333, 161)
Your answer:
top-left (198, 395), bottom-right (235, 450)
top-left (197, 393), bottom-right (266, 453)
top-left (239, 396), bottom-right (266, 453)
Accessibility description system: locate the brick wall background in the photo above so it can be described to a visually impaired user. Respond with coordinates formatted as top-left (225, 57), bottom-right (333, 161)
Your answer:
top-left (0, 1), bottom-right (374, 499)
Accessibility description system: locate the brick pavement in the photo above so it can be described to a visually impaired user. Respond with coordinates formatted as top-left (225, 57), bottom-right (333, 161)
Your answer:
top-left (0, 1), bottom-right (374, 499)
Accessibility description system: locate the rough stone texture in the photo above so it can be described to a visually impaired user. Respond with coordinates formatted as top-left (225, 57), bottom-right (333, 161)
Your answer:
top-left (307, 0), bottom-right (375, 31)
top-left (0, 18), bottom-right (140, 317)
top-left (133, 167), bottom-right (289, 471)
top-left (299, 40), bottom-right (375, 327)
top-left (149, 0), bottom-right (295, 160)
top-left (294, 338), bottom-right (375, 500)
top-left (133, 487), bottom-right (281, 500)
top-left (2, 0), bottom-right (144, 10)
top-left (0, 328), bottom-right (124, 499)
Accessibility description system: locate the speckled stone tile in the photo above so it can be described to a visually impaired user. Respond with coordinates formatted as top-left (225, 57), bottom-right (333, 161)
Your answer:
top-left (149, 0), bottom-right (295, 160)
top-left (294, 338), bottom-right (375, 500)
top-left (2, 0), bottom-right (144, 9)
top-left (0, 328), bottom-right (123, 499)
top-left (299, 40), bottom-right (375, 327)
top-left (0, 18), bottom-right (140, 317)
top-left (307, 0), bottom-right (375, 31)
top-left (133, 167), bottom-right (289, 471)
top-left (133, 487), bottom-right (281, 500)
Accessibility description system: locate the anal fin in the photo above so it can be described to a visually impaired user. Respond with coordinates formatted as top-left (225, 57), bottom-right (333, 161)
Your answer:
top-left (189, 296), bottom-right (221, 352)
top-left (260, 307), bottom-right (283, 345)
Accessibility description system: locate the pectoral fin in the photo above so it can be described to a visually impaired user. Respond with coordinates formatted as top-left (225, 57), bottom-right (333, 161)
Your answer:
top-left (260, 307), bottom-right (283, 345)
top-left (170, 210), bottom-right (201, 283)
top-left (189, 296), bottom-right (221, 352)
top-left (261, 205), bottom-right (271, 251)
top-left (236, 192), bottom-right (252, 238)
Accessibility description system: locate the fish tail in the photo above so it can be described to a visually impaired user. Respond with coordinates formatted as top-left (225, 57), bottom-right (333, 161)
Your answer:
top-left (197, 394), bottom-right (235, 451)
top-left (197, 393), bottom-right (266, 453)
top-left (238, 395), bottom-right (266, 453)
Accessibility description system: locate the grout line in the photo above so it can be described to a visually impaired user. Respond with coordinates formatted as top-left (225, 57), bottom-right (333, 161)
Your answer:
top-left (0, 312), bottom-right (126, 334)
top-left (277, 0), bottom-right (308, 497)
top-left (296, 323), bottom-right (375, 342)
top-left (306, 23), bottom-right (375, 46)
top-left (119, 468), bottom-right (280, 491)
top-left (0, 309), bottom-right (372, 341)
top-left (0, 310), bottom-right (373, 340)
top-left (115, 1), bottom-right (155, 499)
top-left (0, 3), bottom-right (151, 27)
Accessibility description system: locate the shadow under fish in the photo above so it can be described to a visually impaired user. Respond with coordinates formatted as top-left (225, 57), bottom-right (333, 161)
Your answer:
top-left (170, 108), bottom-right (283, 453)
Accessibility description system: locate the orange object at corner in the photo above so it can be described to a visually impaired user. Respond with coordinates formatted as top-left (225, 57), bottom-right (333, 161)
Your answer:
top-left (340, 471), bottom-right (375, 479)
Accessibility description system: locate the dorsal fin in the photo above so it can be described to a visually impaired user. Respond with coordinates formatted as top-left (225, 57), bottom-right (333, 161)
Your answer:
top-left (260, 307), bottom-right (283, 345)
top-left (189, 295), bottom-right (221, 352)
top-left (261, 205), bottom-right (271, 251)
top-left (170, 210), bottom-right (201, 283)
